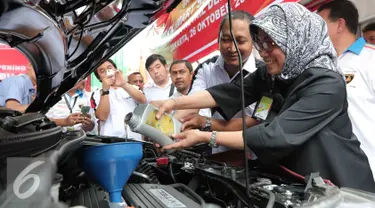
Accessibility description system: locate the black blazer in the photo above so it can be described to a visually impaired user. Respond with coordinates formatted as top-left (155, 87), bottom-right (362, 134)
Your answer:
top-left (207, 65), bottom-right (375, 192)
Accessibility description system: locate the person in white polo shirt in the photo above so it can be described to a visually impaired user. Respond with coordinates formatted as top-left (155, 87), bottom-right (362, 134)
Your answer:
top-left (91, 59), bottom-right (147, 140)
top-left (46, 79), bottom-right (95, 133)
top-left (319, 0), bottom-right (375, 179)
top-left (143, 54), bottom-right (176, 102)
top-left (174, 11), bottom-right (262, 130)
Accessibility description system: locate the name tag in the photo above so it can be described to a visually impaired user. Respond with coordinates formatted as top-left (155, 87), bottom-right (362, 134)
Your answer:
top-left (252, 94), bottom-right (273, 121)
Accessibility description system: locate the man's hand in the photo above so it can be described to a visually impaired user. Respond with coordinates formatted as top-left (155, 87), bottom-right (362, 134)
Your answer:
top-left (64, 113), bottom-right (84, 126)
top-left (160, 130), bottom-right (210, 151)
top-left (114, 70), bottom-right (126, 88)
top-left (81, 114), bottom-right (95, 131)
top-left (151, 99), bottom-right (176, 120)
top-left (102, 76), bottom-right (115, 91)
top-left (180, 113), bottom-right (206, 131)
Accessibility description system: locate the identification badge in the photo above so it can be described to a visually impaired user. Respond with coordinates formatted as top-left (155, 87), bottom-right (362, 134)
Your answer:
top-left (252, 94), bottom-right (273, 121)
top-left (66, 127), bottom-right (75, 131)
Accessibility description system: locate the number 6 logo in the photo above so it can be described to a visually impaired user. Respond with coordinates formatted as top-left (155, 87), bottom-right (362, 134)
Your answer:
top-left (13, 160), bottom-right (45, 199)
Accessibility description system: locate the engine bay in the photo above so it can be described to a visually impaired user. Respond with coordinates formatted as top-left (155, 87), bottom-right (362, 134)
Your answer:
top-left (1, 111), bottom-right (375, 208)
top-left (1, 1), bottom-right (375, 208)
top-left (57, 135), bottom-right (349, 208)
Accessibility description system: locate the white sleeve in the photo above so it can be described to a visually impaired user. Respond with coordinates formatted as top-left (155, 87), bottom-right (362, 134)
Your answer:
top-left (45, 99), bottom-right (64, 119)
top-left (122, 85), bottom-right (142, 98)
top-left (45, 105), bottom-right (57, 119)
top-left (189, 65), bottom-right (207, 95)
top-left (365, 64), bottom-right (375, 94)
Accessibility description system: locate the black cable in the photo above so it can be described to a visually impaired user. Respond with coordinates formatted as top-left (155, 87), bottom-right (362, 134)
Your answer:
top-left (250, 182), bottom-right (276, 208)
top-left (66, 0), bottom-right (96, 59)
top-left (169, 163), bottom-right (177, 183)
top-left (67, 24), bottom-right (84, 60)
top-left (226, 0), bottom-right (250, 197)
top-left (144, 148), bottom-right (157, 158)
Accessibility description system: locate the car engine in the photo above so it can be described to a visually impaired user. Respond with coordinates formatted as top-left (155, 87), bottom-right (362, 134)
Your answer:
top-left (2, 111), bottom-right (375, 208)
top-left (1, 0), bottom-right (375, 208)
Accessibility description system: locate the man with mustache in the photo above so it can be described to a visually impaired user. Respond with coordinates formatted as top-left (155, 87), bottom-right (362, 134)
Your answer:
top-left (169, 60), bottom-right (193, 98)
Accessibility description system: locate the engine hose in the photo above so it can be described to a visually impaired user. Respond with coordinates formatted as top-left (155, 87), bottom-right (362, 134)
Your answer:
top-left (201, 172), bottom-right (251, 206)
top-left (258, 188), bottom-right (276, 208)
top-left (134, 162), bottom-right (160, 184)
top-left (169, 163), bottom-right (177, 183)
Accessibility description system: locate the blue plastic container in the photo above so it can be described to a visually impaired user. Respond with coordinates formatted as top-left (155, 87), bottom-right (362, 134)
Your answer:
top-left (80, 142), bottom-right (143, 203)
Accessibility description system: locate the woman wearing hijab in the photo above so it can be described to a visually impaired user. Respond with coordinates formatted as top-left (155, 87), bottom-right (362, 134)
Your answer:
top-left (151, 3), bottom-right (375, 191)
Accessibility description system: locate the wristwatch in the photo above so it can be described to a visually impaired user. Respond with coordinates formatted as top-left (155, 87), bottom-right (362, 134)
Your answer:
top-left (208, 131), bottom-right (218, 148)
top-left (201, 117), bottom-right (211, 131)
top-left (101, 89), bottom-right (110, 96)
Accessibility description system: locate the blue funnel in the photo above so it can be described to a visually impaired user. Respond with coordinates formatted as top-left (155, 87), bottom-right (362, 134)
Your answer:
top-left (80, 142), bottom-right (143, 203)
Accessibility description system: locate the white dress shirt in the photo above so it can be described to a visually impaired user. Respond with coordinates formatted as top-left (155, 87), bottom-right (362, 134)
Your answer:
top-left (338, 38), bottom-right (375, 179)
top-left (189, 53), bottom-right (259, 154)
top-left (143, 79), bottom-right (176, 102)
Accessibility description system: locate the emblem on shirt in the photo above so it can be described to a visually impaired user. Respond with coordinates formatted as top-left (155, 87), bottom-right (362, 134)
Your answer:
top-left (345, 74), bottom-right (354, 84)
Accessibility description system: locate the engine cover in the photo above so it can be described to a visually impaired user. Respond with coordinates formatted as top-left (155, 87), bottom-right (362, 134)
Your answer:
top-left (123, 183), bottom-right (202, 208)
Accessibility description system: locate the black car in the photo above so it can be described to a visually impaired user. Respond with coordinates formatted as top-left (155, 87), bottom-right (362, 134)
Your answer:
top-left (0, 1), bottom-right (375, 208)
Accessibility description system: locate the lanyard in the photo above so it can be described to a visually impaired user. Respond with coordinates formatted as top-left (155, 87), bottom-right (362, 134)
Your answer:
top-left (63, 94), bottom-right (78, 113)
top-left (270, 75), bottom-right (275, 93)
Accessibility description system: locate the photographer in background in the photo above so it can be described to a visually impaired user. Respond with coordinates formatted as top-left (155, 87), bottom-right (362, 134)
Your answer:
top-left (91, 59), bottom-right (146, 140)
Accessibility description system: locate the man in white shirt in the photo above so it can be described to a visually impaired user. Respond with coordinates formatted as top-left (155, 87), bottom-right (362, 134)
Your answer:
top-left (169, 60), bottom-right (193, 98)
top-left (91, 59), bottom-right (146, 140)
top-left (319, 0), bottom-right (375, 179)
top-left (174, 11), bottom-right (261, 133)
top-left (143, 54), bottom-right (176, 101)
top-left (170, 11), bottom-right (261, 155)
top-left (46, 79), bottom-right (95, 132)
top-left (168, 60), bottom-right (210, 117)
top-left (128, 72), bottom-right (144, 91)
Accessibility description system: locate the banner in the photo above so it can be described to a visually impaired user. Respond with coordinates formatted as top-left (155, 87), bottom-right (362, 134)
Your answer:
top-left (147, 0), bottom-right (299, 62)
top-left (0, 44), bottom-right (30, 80)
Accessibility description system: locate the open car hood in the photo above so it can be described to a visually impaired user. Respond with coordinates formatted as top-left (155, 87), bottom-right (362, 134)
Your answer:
top-left (0, 0), bottom-right (179, 113)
